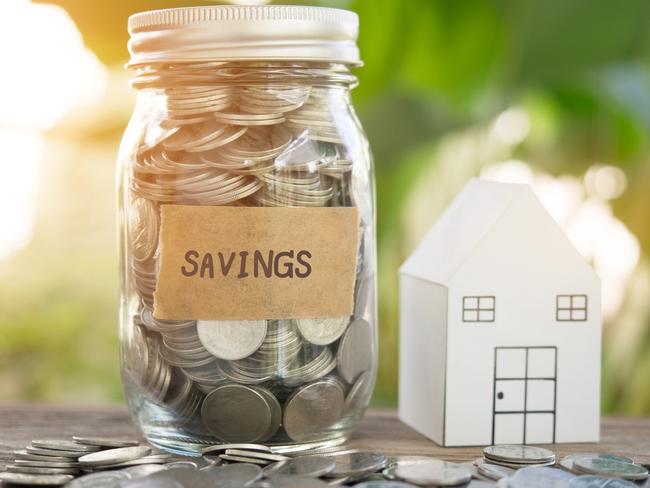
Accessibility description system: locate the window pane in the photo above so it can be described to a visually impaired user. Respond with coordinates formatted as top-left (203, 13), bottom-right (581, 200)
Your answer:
top-left (572, 295), bottom-right (586, 309)
top-left (479, 296), bottom-right (495, 309)
top-left (479, 310), bottom-right (494, 322)
top-left (557, 295), bottom-right (571, 308)
top-left (571, 309), bottom-right (586, 321)
top-left (464, 297), bottom-right (478, 309)
top-left (463, 310), bottom-right (478, 322)
top-left (557, 309), bottom-right (571, 321)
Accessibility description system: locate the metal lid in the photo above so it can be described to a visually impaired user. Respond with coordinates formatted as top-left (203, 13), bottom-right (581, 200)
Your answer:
top-left (128, 5), bottom-right (360, 66)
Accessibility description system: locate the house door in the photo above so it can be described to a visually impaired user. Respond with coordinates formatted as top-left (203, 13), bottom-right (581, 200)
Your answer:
top-left (492, 346), bottom-right (557, 444)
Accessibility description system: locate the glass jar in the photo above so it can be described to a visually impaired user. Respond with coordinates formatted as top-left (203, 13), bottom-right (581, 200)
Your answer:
top-left (117, 5), bottom-right (376, 455)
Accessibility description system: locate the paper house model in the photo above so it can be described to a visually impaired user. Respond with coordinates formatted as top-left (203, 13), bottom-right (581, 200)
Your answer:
top-left (399, 179), bottom-right (601, 447)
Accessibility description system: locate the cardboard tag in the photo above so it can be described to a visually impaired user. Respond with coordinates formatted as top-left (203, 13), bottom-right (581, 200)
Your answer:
top-left (153, 205), bottom-right (360, 320)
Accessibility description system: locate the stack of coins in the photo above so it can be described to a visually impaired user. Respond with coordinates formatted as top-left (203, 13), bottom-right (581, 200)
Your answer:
top-left (482, 445), bottom-right (556, 469)
top-left (123, 61), bottom-right (375, 448)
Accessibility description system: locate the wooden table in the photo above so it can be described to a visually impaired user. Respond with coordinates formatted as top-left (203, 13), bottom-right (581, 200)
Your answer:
top-left (1, 406), bottom-right (649, 467)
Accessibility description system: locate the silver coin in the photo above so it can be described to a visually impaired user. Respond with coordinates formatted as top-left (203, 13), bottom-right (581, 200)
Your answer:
top-left (393, 459), bottom-right (473, 487)
top-left (344, 371), bottom-right (373, 415)
top-left (353, 482), bottom-right (419, 488)
top-left (121, 464), bottom-right (169, 478)
top-left (200, 463), bottom-right (263, 485)
top-left (265, 456), bottom-right (336, 478)
top-left (65, 471), bottom-right (131, 488)
top-left (219, 454), bottom-right (270, 465)
top-left (560, 453), bottom-right (634, 474)
top-left (72, 436), bottom-right (140, 448)
top-left (0, 472), bottom-right (74, 486)
top-left (296, 316), bottom-right (350, 345)
top-left (6, 465), bottom-right (79, 475)
top-left (266, 476), bottom-right (331, 488)
top-left (202, 443), bottom-right (272, 455)
top-left (165, 460), bottom-right (200, 470)
top-left (31, 439), bottom-right (101, 453)
top-left (78, 446), bottom-right (151, 467)
top-left (484, 445), bottom-right (556, 464)
top-left (224, 449), bottom-right (289, 463)
top-left (99, 454), bottom-right (175, 468)
top-left (13, 460), bottom-right (79, 468)
top-left (509, 466), bottom-right (575, 488)
top-left (13, 450), bottom-right (75, 463)
top-left (197, 320), bottom-right (268, 360)
top-left (486, 457), bottom-right (556, 469)
top-left (324, 452), bottom-right (386, 478)
top-left (477, 462), bottom-right (514, 480)
top-left (128, 197), bottom-right (159, 262)
top-left (569, 476), bottom-right (639, 487)
top-left (26, 446), bottom-right (86, 458)
top-left (336, 319), bottom-right (373, 383)
top-left (120, 469), bottom-right (208, 488)
top-left (283, 378), bottom-right (345, 442)
top-left (573, 455), bottom-right (649, 480)
top-left (201, 384), bottom-right (273, 442)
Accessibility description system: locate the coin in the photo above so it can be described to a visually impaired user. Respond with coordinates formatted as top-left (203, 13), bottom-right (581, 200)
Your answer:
top-left (265, 456), bottom-right (336, 478)
top-left (0, 472), bottom-right (74, 486)
top-left (568, 476), bottom-right (638, 487)
top-left (509, 466), bottom-right (575, 488)
top-left (225, 449), bottom-right (289, 463)
top-left (78, 446), bottom-right (152, 467)
top-left (283, 378), bottom-right (345, 442)
top-left (26, 446), bottom-right (87, 458)
top-left (197, 320), bottom-right (268, 360)
top-left (353, 482), bottom-right (420, 488)
top-left (121, 464), bottom-right (168, 477)
top-left (65, 471), bottom-right (131, 488)
top-left (572, 455), bottom-right (649, 480)
top-left (72, 436), bottom-right (140, 448)
top-left (99, 454), bottom-right (175, 468)
top-left (6, 465), bottom-right (79, 475)
top-left (223, 454), bottom-right (275, 465)
top-left (392, 459), bottom-right (473, 486)
top-left (560, 453), bottom-right (634, 474)
top-left (31, 440), bottom-right (101, 453)
top-left (344, 371), bottom-right (373, 415)
top-left (13, 450), bottom-right (75, 463)
top-left (483, 445), bottom-right (556, 464)
top-left (336, 318), bottom-right (373, 383)
top-left (486, 457), bottom-right (556, 469)
top-left (477, 461), bottom-right (514, 480)
top-left (199, 463), bottom-right (263, 485)
top-left (128, 197), bottom-right (159, 262)
top-left (265, 476), bottom-right (331, 488)
top-left (13, 460), bottom-right (79, 468)
top-left (296, 317), bottom-right (350, 346)
top-left (122, 469), bottom-right (210, 488)
top-left (201, 384), bottom-right (273, 442)
top-left (202, 443), bottom-right (273, 455)
top-left (323, 452), bottom-right (386, 478)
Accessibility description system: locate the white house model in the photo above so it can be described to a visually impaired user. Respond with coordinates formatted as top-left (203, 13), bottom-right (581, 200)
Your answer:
top-left (399, 179), bottom-right (601, 447)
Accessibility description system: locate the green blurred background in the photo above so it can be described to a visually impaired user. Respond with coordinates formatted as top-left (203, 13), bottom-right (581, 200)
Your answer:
top-left (1, 0), bottom-right (649, 412)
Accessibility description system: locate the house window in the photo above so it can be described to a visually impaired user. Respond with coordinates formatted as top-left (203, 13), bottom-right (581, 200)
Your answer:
top-left (556, 294), bottom-right (587, 321)
top-left (463, 296), bottom-right (495, 322)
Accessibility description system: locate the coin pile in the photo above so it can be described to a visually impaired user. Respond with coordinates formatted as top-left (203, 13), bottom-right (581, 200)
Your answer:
top-left (123, 61), bottom-right (375, 448)
top-left (2, 439), bottom-right (649, 487)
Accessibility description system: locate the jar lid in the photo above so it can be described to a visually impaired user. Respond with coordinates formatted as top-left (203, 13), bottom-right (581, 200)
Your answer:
top-left (127, 5), bottom-right (360, 66)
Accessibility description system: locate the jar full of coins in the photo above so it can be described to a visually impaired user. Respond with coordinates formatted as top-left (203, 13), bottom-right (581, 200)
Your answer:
top-left (117, 5), bottom-right (377, 454)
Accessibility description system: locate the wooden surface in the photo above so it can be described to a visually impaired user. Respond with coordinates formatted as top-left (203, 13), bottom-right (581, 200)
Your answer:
top-left (1, 406), bottom-right (649, 467)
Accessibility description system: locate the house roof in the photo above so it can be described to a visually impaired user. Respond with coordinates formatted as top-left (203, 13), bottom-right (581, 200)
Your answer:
top-left (400, 179), bottom-right (538, 284)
